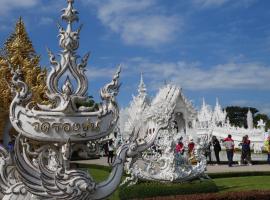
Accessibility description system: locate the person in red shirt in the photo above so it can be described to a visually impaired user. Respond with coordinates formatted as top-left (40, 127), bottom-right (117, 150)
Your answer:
top-left (223, 134), bottom-right (234, 167)
top-left (175, 140), bottom-right (184, 155)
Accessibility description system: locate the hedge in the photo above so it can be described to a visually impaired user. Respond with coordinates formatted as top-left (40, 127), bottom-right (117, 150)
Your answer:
top-left (208, 171), bottom-right (270, 179)
top-left (119, 180), bottom-right (218, 200)
top-left (141, 190), bottom-right (270, 200)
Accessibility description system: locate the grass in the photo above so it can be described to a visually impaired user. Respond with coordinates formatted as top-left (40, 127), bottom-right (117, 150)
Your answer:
top-left (214, 176), bottom-right (270, 192)
top-left (83, 164), bottom-right (270, 200)
top-left (86, 166), bottom-right (123, 200)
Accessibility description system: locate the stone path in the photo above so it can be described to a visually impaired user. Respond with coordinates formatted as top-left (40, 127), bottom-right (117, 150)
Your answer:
top-left (72, 157), bottom-right (270, 174)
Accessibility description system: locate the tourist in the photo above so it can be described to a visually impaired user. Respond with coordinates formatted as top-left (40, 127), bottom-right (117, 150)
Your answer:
top-left (175, 139), bottom-right (184, 155)
top-left (204, 141), bottom-right (212, 165)
top-left (212, 136), bottom-right (221, 165)
top-left (107, 140), bottom-right (114, 165)
top-left (240, 135), bottom-right (252, 165)
top-left (223, 134), bottom-right (234, 167)
top-left (175, 138), bottom-right (185, 165)
top-left (188, 139), bottom-right (195, 157)
top-left (103, 142), bottom-right (109, 156)
top-left (266, 136), bottom-right (270, 164)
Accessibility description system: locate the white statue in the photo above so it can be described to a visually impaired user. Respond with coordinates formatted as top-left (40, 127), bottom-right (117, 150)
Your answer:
top-left (257, 119), bottom-right (265, 131)
top-left (247, 109), bottom-right (254, 130)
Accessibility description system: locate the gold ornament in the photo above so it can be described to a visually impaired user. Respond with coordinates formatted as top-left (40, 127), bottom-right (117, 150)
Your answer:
top-left (0, 17), bottom-right (48, 141)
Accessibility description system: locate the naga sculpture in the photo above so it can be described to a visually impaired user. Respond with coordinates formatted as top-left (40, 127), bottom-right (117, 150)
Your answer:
top-left (0, 1), bottom-right (176, 199)
top-left (121, 84), bottom-right (209, 186)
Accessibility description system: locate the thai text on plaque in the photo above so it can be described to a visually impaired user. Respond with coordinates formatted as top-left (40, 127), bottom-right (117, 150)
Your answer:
top-left (32, 119), bottom-right (100, 133)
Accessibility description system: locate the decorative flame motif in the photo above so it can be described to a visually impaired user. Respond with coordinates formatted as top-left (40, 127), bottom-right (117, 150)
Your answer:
top-left (42, 0), bottom-right (89, 112)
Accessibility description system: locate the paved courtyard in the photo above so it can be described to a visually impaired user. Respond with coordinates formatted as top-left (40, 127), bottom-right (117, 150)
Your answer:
top-left (72, 157), bottom-right (270, 173)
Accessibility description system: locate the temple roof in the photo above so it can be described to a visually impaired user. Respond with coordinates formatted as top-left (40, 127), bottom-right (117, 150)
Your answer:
top-left (152, 84), bottom-right (197, 118)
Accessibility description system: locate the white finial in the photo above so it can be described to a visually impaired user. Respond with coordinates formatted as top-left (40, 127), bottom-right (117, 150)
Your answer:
top-left (202, 97), bottom-right (206, 107)
top-left (216, 97), bottom-right (219, 107)
top-left (138, 73), bottom-right (147, 96)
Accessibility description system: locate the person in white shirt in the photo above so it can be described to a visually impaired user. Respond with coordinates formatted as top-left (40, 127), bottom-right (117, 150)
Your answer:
top-left (107, 140), bottom-right (114, 164)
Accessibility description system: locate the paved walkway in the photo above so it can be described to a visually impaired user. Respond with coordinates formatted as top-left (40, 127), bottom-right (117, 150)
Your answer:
top-left (72, 157), bottom-right (270, 173)
top-left (206, 164), bottom-right (270, 173)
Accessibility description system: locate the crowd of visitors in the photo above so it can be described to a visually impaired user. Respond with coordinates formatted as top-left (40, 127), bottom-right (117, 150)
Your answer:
top-left (174, 134), bottom-right (270, 167)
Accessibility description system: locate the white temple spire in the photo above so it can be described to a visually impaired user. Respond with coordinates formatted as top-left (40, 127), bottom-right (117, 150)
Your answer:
top-left (138, 73), bottom-right (147, 97)
top-left (202, 97), bottom-right (206, 107)
top-left (215, 98), bottom-right (220, 107)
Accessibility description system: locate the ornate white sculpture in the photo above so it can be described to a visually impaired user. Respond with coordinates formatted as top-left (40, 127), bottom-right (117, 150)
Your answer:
top-left (121, 83), bottom-right (208, 186)
top-left (0, 1), bottom-right (176, 199)
top-left (257, 119), bottom-right (266, 130)
top-left (247, 109), bottom-right (254, 129)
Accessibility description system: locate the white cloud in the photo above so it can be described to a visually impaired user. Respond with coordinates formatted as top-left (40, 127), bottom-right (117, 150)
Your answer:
top-left (39, 17), bottom-right (54, 26)
top-left (84, 58), bottom-right (270, 91)
top-left (192, 0), bottom-right (230, 8)
top-left (123, 59), bottom-right (270, 91)
top-left (192, 0), bottom-right (256, 8)
top-left (84, 0), bottom-right (182, 47)
top-left (0, 0), bottom-right (38, 14)
top-left (86, 66), bottom-right (117, 80)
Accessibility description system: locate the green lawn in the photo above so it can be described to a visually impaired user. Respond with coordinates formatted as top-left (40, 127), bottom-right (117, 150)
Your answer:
top-left (214, 176), bottom-right (270, 192)
top-left (84, 165), bottom-right (270, 200)
top-left (87, 166), bottom-right (122, 200)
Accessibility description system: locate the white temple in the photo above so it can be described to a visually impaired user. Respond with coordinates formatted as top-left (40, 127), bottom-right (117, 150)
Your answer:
top-left (196, 99), bottom-right (266, 153)
top-left (120, 76), bottom-right (208, 185)
top-left (120, 77), bottom-right (267, 154)
top-left (120, 75), bottom-right (197, 141)
top-left (120, 73), bottom-right (151, 142)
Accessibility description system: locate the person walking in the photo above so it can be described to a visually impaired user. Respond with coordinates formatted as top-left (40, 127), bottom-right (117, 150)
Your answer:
top-left (107, 140), bottom-right (114, 165)
top-left (175, 138), bottom-right (184, 155)
top-left (212, 136), bottom-right (221, 165)
top-left (204, 141), bottom-right (212, 165)
top-left (223, 134), bottom-right (234, 167)
top-left (240, 135), bottom-right (252, 165)
top-left (175, 139), bottom-right (185, 165)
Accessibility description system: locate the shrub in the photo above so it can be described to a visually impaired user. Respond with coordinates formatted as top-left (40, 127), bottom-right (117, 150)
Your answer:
top-left (119, 180), bottom-right (218, 200)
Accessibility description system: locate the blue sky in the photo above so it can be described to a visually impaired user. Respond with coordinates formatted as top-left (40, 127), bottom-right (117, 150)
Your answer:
top-left (0, 0), bottom-right (270, 114)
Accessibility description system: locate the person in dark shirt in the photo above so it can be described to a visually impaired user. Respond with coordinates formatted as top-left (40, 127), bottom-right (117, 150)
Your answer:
top-left (212, 136), bottom-right (221, 165)
top-left (107, 140), bottom-right (114, 164)
top-left (240, 135), bottom-right (251, 165)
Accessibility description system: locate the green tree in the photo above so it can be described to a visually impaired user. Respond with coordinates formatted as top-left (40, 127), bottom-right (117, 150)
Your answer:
top-left (225, 106), bottom-right (258, 128)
